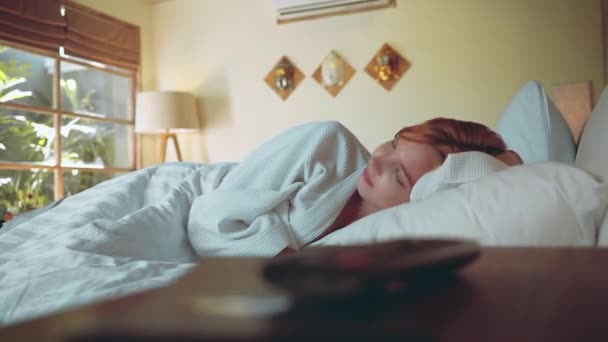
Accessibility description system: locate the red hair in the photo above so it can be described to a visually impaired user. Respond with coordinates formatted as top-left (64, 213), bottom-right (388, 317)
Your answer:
top-left (395, 118), bottom-right (507, 160)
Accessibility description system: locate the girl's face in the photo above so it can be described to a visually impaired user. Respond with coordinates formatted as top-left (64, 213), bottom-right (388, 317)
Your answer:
top-left (357, 138), bottom-right (443, 215)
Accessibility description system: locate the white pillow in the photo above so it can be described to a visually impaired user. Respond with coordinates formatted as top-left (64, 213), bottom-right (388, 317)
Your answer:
top-left (312, 162), bottom-right (606, 247)
top-left (496, 81), bottom-right (576, 164)
top-left (410, 151), bottom-right (508, 202)
top-left (576, 85), bottom-right (608, 182)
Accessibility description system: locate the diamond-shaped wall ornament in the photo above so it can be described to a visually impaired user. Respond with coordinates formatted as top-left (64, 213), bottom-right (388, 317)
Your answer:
top-left (365, 43), bottom-right (411, 91)
top-left (312, 51), bottom-right (355, 97)
top-left (264, 56), bottom-right (304, 101)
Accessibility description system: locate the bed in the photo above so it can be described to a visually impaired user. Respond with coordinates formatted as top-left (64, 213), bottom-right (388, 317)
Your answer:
top-left (313, 81), bottom-right (608, 248)
top-left (0, 81), bottom-right (607, 326)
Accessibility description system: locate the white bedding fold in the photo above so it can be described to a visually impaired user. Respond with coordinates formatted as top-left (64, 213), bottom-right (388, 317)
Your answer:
top-left (187, 121), bottom-right (369, 256)
top-left (0, 161), bottom-right (234, 324)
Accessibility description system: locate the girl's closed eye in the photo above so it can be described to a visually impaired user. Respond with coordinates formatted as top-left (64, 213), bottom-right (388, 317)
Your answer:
top-left (395, 168), bottom-right (405, 187)
top-left (395, 167), bottom-right (409, 188)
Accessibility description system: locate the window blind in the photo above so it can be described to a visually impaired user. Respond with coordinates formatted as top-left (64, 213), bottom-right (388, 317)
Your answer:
top-left (61, 0), bottom-right (140, 70)
top-left (0, 0), bottom-right (66, 54)
top-left (0, 0), bottom-right (140, 70)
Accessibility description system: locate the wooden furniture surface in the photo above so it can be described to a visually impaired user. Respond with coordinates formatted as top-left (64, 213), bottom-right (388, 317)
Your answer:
top-left (2, 247), bottom-right (608, 341)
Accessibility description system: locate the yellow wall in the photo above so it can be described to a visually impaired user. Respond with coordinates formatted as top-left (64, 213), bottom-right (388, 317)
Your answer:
top-left (76, 0), bottom-right (603, 164)
top-left (73, 0), bottom-right (158, 167)
top-left (150, 0), bottom-right (603, 163)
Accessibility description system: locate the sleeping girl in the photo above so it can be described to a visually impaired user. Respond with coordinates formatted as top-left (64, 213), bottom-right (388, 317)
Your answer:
top-left (187, 118), bottom-right (522, 257)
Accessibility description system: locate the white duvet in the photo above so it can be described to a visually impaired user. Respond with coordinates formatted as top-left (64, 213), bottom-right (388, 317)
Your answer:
top-left (0, 121), bottom-right (368, 325)
top-left (0, 162), bottom-right (228, 325)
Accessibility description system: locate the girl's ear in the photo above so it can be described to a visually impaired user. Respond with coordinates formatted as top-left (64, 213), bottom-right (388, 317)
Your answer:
top-left (496, 150), bottom-right (523, 166)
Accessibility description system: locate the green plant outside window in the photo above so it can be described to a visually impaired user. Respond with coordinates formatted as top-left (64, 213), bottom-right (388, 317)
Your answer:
top-left (0, 45), bottom-right (134, 221)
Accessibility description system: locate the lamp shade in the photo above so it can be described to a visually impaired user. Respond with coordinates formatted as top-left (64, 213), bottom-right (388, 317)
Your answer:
top-left (135, 91), bottom-right (200, 133)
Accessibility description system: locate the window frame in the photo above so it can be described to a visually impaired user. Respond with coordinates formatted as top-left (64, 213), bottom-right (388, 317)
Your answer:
top-left (0, 38), bottom-right (138, 201)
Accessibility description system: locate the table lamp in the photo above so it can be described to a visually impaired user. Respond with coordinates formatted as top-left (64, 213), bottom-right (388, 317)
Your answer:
top-left (135, 91), bottom-right (200, 162)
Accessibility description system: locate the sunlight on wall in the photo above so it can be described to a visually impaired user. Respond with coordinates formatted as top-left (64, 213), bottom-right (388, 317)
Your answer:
top-left (129, 0), bottom-right (605, 163)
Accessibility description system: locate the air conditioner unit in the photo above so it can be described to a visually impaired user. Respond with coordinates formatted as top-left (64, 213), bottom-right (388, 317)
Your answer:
top-left (272, 0), bottom-right (396, 24)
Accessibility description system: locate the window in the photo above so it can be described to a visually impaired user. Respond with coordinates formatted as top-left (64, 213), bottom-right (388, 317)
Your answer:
top-left (0, 0), bottom-right (139, 220)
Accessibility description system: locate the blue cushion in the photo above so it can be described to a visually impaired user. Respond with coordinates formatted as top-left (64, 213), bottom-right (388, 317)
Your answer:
top-left (496, 81), bottom-right (576, 164)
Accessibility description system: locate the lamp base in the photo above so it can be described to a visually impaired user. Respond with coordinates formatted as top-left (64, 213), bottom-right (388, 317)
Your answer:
top-left (159, 132), bottom-right (183, 162)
